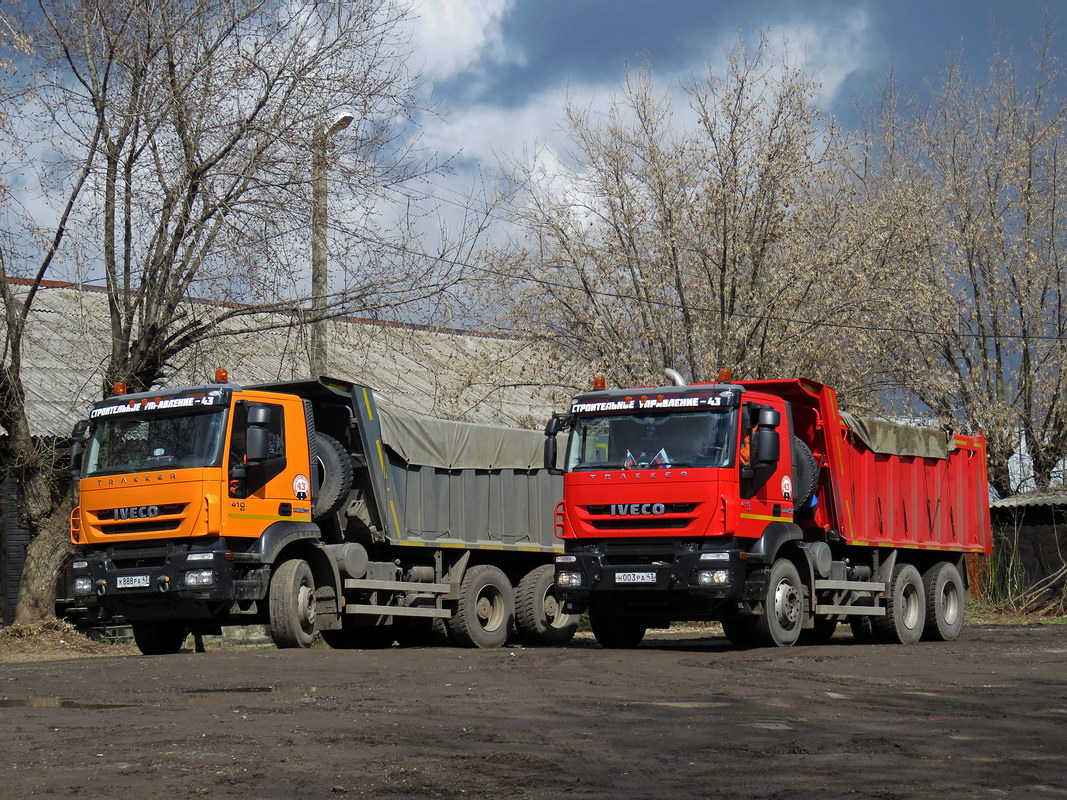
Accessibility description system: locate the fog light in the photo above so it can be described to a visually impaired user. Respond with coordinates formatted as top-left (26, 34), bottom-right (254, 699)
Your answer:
top-left (74, 577), bottom-right (93, 595)
top-left (555, 554), bottom-right (577, 564)
top-left (72, 560), bottom-right (89, 570)
top-left (557, 571), bottom-right (582, 588)
top-left (698, 569), bottom-right (731, 586)
top-left (184, 569), bottom-right (217, 587)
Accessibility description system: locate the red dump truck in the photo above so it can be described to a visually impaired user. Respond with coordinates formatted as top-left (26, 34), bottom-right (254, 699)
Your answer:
top-left (544, 375), bottom-right (992, 648)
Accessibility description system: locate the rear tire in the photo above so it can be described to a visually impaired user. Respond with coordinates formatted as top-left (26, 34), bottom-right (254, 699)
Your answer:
top-left (269, 559), bottom-right (317, 649)
top-left (850, 616), bottom-right (877, 643)
top-left (589, 606), bottom-right (646, 648)
top-left (751, 559), bottom-right (804, 647)
top-left (131, 620), bottom-right (188, 655)
top-left (312, 433), bottom-right (352, 520)
top-left (515, 564), bottom-right (578, 646)
top-left (873, 563), bottom-right (925, 644)
top-left (922, 561), bottom-right (965, 641)
top-left (446, 565), bottom-right (514, 648)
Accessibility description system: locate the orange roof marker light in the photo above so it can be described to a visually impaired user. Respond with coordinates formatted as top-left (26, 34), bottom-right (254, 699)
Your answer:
top-left (112, 382), bottom-right (127, 395)
top-left (214, 369), bottom-right (229, 384)
top-left (718, 369), bottom-right (733, 383)
top-left (592, 376), bottom-right (606, 391)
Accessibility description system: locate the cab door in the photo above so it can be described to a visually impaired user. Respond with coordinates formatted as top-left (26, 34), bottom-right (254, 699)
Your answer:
top-left (736, 398), bottom-right (794, 538)
top-left (226, 394), bottom-right (312, 536)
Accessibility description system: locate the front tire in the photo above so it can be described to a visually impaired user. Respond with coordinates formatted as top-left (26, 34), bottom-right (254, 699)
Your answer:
top-left (515, 564), bottom-right (578, 646)
top-left (269, 559), bottom-right (317, 649)
top-left (446, 564), bottom-right (514, 648)
top-left (873, 563), bottom-right (926, 644)
top-left (131, 620), bottom-right (188, 655)
top-left (751, 558), bottom-right (805, 647)
top-left (922, 561), bottom-right (965, 641)
top-left (589, 606), bottom-right (646, 648)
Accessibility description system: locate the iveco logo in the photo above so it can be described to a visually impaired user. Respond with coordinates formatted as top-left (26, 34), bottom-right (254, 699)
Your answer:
top-left (115, 505), bottom-right (160, 520)
top-left (610, 503), bottom-right (666, 516)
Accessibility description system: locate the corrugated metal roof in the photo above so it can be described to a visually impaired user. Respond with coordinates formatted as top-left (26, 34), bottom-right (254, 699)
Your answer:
top-left (14, 282), bottom-right (574, 435)
top-left (990, 490), bottom-right (1067, 509)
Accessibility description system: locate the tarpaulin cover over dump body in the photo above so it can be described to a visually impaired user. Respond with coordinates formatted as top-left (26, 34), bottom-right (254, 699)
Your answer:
top-left (736, 378), bottom-right (992, 555)
top-left (375, 405), bottom-right (561, 551)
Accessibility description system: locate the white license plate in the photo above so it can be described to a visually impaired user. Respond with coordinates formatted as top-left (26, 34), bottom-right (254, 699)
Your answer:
top-left (116, 575), bottom-right (150, 589)
top-left (615, 571), bottom-right (657, 584)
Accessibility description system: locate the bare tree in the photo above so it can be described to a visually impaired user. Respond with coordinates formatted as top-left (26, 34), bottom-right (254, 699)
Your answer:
top-left (868, 37), bottom-right (1067, 496)
top-left (1, 0), bottom-right (462, 621)
top-left (486, 38), bottom-right (895, 405)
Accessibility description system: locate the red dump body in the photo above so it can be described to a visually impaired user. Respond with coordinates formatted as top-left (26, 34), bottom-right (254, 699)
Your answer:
top-left (739, 379), bottom-right (992, 555)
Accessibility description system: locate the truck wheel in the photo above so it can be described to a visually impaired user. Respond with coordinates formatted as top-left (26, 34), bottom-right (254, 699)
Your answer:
top-left (873, 563), bottom-right (926, 644)
top-left (320, 624), bottom-right (396, 649)
top-left (515, 564), bottom-right (579, 646)
top-left (430, 616), bottom-right (455, 646)
top-left (312, 433), bottom-right (352, 520)
top-left (798, 617), bottom-right (837, 645)
top-left (269, 559), bottom-right (317, 648)
top-left (791, 436), bottom-right (819, 508)
top-left (922, 562), bottom-right (965, 641)
top-left (131, 620), bottom-right (188, 655)
top-left (751, 559), bottom-right (804, 647)
top-left (720, 614), bottom-right (755, 648)
top-left (850, 616), bottom-right (877, 643)
top-left (589, 606), bottom-right (646, 648)
top-left (446, 564), bottom-right (514, 648)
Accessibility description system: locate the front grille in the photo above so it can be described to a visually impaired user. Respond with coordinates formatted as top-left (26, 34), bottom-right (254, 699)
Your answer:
top-left (584, 503), bottom-right (698, 515)
top-left (94, 503), bottom-right (186, 521)
top-left (98, 520), bottom-right (182, 535)
top-left (589, 518), bottom-right (693, 530)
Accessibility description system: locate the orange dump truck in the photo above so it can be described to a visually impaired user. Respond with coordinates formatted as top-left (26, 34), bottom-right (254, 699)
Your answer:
top-left (69, 375), bottom-right (574, 654)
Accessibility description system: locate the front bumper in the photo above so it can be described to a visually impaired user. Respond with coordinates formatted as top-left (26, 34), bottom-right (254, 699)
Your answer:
top-left (555, 538), bottom-right (751, 617)
top-left (72, 540), bottom-right (269, 621)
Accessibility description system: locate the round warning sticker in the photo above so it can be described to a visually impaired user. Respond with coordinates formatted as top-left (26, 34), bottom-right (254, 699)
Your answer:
top-left (293, 473), bottom-right (310, 500)
top-left (781, 475), bottom-right (792, 499)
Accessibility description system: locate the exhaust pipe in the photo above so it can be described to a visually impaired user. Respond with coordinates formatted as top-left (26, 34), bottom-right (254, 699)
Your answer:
top-left (664, 368), bottom-right (687, 386)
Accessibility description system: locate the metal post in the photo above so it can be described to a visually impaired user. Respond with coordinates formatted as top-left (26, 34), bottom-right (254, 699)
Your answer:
top-left (309, 113), bottom-right (354, 377)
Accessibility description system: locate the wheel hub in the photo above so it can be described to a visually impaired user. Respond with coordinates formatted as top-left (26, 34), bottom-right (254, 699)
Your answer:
top-left (774, 580), bottom-right (800, 626)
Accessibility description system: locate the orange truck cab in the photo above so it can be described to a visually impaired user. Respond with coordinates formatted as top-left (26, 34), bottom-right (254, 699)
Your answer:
top-left (545, 375), bottom-right (992, 648)
top-left (70, 376), bottom-right (574, 654)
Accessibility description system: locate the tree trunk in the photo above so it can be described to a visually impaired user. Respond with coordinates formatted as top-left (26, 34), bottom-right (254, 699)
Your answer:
top-left (13, 493), bottom-right (76, 625)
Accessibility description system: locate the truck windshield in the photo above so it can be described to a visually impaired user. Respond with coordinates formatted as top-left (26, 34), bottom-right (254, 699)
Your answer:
top-left (83, 408), bottom-right (228, 477)
top-left (566, 410), bottom-right (737, 471)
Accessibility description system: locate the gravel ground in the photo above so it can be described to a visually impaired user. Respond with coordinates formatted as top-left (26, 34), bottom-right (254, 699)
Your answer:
top-left (1, 622), bottom-right (1065, 799)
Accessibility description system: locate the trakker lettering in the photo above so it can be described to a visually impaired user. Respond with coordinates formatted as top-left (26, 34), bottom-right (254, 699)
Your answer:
top-left (113, 505), bottom-right (160, 520)
top-left (610, 503), bottom-right (666, 516)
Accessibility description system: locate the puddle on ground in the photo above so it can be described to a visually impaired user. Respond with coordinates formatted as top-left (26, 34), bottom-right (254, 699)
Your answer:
top-left (181, 686), bottom-right (273, 694)
top-left (0, 697), bottom-right (133, 709)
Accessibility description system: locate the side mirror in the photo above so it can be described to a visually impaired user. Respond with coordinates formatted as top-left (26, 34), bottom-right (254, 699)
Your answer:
top-left (72, 419), bottom-right (90, 438)
top-left (757, 408), bottom-right (781, 429)
top-left (754, 427), bottom-right (780, 465)
top-left (246, 426), bottom-right (270, 462)
top-left (247, 406), bottom-right (271, 426)
top-left (545, 415), bottom-right (561, 437)
top-left (544, 437), bottom-right (563, 475)
top-left (70, 441), bottom-right (84, 477)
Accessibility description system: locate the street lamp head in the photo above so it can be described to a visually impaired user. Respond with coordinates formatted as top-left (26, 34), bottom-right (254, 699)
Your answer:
top-left (326, 112), bottom-right (355, 137)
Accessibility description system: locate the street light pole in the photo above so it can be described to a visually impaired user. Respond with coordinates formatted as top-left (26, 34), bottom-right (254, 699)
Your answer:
top-left (310, 112), bottom-right (354, 377)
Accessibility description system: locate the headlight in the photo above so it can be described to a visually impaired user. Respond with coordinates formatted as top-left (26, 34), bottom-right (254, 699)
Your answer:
top-left (555, 555), bottom-right (577, 563)
top-left (556, 571), bottom-right (583, 588)
top-left (73, 577), bottom-right (93, 595)
top-left (72, 560), bottom-right (89, 570)
top-left (187, 552), bottom-right (214, 562)
top-left (184, 569), bottom-right (217, 587)
top-left (697, 569), bottom-right (731, 586)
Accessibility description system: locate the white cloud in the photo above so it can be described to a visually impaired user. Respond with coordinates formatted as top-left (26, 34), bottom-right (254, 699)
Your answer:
top-left (407, 0), bottom-right (521, 83)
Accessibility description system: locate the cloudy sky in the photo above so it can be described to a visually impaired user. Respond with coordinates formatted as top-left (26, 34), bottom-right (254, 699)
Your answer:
top-left (403, 0), bottom-right (1056, 214)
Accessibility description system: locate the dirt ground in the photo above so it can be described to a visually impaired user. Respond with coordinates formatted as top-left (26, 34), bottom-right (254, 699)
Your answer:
top-left (1, 622), bottom-right (1066, 799)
